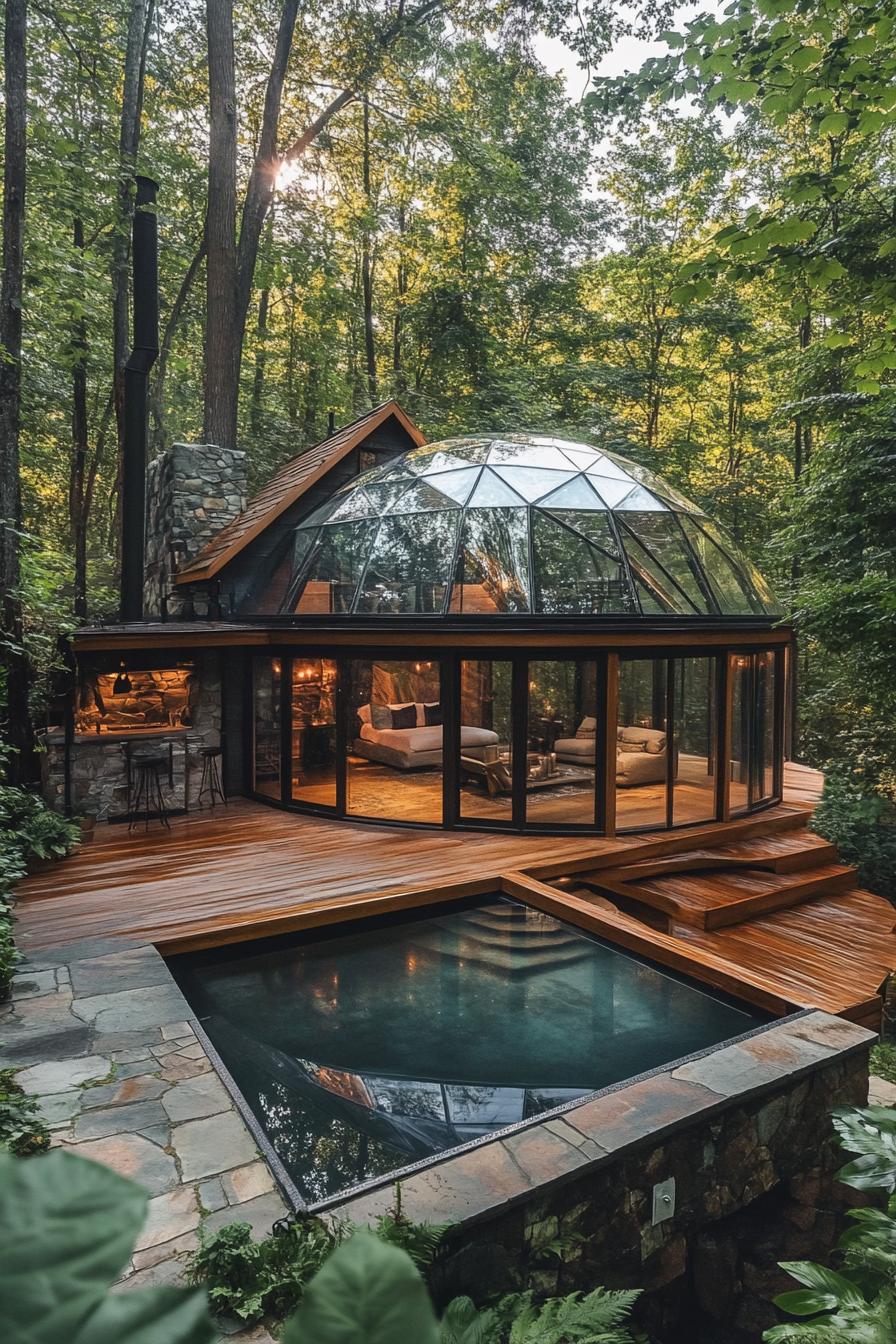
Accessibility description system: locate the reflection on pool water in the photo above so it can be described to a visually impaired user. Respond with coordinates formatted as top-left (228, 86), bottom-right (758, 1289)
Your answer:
top-left (168, 898), bottom-right (765, 1205)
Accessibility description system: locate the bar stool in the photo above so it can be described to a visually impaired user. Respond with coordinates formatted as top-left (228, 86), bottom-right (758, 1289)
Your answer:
top-left (198, 745), bottom-right (226, 808)
top-left (128, 755), bottom-right (172, 832)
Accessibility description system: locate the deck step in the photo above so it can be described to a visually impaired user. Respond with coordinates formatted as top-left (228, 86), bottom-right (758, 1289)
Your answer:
top-left (606, 829), bottom-right (839, 882)
top-left (623, 864), bottom-right (857, 930)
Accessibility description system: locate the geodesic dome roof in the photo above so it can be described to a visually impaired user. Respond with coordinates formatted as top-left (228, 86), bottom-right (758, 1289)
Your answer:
top-left (281, 434), bottom-right (778, 618)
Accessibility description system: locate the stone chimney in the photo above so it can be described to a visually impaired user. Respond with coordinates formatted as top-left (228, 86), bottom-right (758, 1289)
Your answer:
top-left (144, 443), bottom-right (248, 618)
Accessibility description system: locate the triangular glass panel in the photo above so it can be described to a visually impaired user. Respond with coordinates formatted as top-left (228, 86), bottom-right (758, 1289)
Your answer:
top-left (419, 467), bottom-right (481, 504)
top-left (532, 511), bottom-right (634, 614)
top-left (614, 485), bottom-right (668, 511)
top-left (539, 474), bottom-right (607, 510)
top-left (585, 474), bottom-right (640, 508)
top-left (557, 446), bottom-right (603, 470)
top-left (467, 468), bottom-right (527, 507)
top-left (299, 496), bottom-right (341, 526)
top-left (487, 440), bottom-right (569, 468)
top-left (388, 479), bottom-right (460, 514)
top-left (652, 477), bottom-right (704, 513)
top-left (363, 480), bottom-right (415, 510)
top-left (619, 529), bottom-right (697, 614)
top-left (587, 453), bottom-right (635, 482)
top-left (327, 488), bottom-right (376, 522)
top-left (492, 466), bottom-right (577, 502)
top-left (408, 447), bottom-right (478, 474)
top-left (547, 509), bottom-right (623, 560)
top-left (437, 439), bottom-right (494, 464)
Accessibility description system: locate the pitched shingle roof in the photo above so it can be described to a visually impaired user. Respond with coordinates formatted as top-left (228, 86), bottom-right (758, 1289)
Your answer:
top-left (174, 401), bottom-right (425, 585)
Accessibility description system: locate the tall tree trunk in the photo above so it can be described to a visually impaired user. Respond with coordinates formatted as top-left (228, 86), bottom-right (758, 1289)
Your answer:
top-left (150, 236), bottom-right (207, 453)
top-left (70, 216), bottom-right (90, 621)
top-left (204, 0), bottom-right (239, 447)
top-left (392, 203), bottom-right (407, 393)
top-left (0, 0), bottom-right (33, 781)
top-left (111, 0), bottom-right (155, 558)
top-left (788, 310), bottom-right (813, 760)
top-left (250, 210), bottom-right (274, 438)
top-left (361, 95), bottom-right (378, 403)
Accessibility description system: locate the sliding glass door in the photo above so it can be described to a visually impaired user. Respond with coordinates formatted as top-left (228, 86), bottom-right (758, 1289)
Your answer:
top-left (728, 650), bottom-right (781, 814)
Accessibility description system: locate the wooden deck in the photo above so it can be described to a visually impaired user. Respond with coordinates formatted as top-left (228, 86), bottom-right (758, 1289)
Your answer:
top-left (16, 757), bottom-right (890, 1029)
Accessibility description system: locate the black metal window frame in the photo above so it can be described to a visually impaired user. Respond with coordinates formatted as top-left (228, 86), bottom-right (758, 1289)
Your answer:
top-left (245, 643), bottom-right (784, 835)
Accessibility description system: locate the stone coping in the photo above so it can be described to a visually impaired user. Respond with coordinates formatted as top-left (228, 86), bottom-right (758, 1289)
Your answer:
top-left (332, 1011), bottom-right (875, 1229)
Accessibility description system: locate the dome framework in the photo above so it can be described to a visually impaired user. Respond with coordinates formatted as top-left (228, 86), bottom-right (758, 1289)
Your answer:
top-left (282, 435), bottom-right (778, 620)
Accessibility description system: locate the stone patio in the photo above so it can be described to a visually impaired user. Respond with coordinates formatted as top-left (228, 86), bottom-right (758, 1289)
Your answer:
top-left (1, 936), bottom-right (288, 1307)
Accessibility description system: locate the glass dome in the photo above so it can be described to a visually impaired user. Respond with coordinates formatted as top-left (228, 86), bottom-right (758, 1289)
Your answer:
top-left (282, 434), bottom-right (778, 618)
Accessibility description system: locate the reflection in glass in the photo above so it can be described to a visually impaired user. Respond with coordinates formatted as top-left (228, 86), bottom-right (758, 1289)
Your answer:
top-left (616, 659), bottom-right (669, 830)
top-left (673, 658), bottom-right (717, 825)
top-left (292, 520), bottom-right (378, 613)
top-left (459, 660), bottom-right (513, 822)
top-left (345, 660), bottom-right (443, 823)
top-left (620, 513), bottom-right (714, 613)
top-left (170, 896), bottom-right (765, 1204)
top-left (729, 655), bottom-right (751, 814)
top-left (292, 658), bottom-right (338, 808)
top-left (449, 507), bottom-right (530, 612)
top-left (252, 657), bottom-right (281, 799)
top-left (356, 511), bottom-right (459, 614)
top-left (755, 652), bottom-right (776, 803)
top-left (533, 512), bottom-right (630, 614)
top-left (527, 661), bottom-right (597, 825)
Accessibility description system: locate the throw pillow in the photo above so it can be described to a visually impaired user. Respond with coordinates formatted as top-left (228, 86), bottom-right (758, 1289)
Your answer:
top-left (356, 704), bottom-right (372, 725)
top-left (423, 701), bottom-right (443, 726)
top-left (644, 733), bottom-right (666, 754)
top-left (370, 704), bottom-right (392, 730)
top-left (391, 703), bottom-right (418, 730)
top-left (575, 716), bottom-right (597, 739)
top-left (619, 741), bottom-right (647, 753)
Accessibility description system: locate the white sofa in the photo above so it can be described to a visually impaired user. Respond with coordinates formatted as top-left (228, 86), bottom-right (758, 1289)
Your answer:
top-left (554, 721), bottom-right (669, 787)
top-left (353, 702), bottom-right (499, 769)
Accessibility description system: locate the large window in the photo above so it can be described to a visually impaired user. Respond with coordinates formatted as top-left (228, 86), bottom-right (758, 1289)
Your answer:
top-left (458, 660), bottom-right (513, 824)
top-left (673, 657), bottom-right (718, 826)
top-left (252, 657), bottom-right (282, 799)
top-left (345, 659), bottom-right (443, 824)
top-left (526, 661), bottom-right (597, 826)
top-left (616, 659), bottom-right (669, 830)
top-left (729, 651), bottom-right (780, 814)
top-left (291, 658), bottom-right (338, 808)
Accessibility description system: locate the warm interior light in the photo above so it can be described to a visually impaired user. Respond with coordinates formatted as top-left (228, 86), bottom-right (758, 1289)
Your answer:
top-left (112, 662), bottom-right (132, 696)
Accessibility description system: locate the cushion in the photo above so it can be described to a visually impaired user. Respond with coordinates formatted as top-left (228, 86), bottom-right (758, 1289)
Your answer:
top-left (644, 731), bottom-right (666, 755)
top-left (575, 717), bottom-right (597, 739)
top-left (357, 704), bottom-right (372, 725)
top-left (423, 701), bottom-right (443, 726)
top-left (619, 740), bottom-right (647, 753)
top-left (391, 703), bottom-right (417, 730)
top-left (370, 704), bottom-right (392, 730)
top-left (620, 726), bottom-right (650, 747)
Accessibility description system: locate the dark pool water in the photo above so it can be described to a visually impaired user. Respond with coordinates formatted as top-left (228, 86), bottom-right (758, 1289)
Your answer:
top-left (168, 897), bottom-right (764, 1204)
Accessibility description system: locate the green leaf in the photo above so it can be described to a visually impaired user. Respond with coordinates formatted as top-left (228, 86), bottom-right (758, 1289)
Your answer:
top-left (791, 46), bottom-right (824, 71)
top-left (818, 112), bottom-right (850, 136)
top-left (282, 1233), bottom-right (439, 1344)
top-left (76, 1287), bottom-right (216, 1344)
top-left (777, 1261), bottom-right (866, 1308)
top-left (773, 1288), bottom-right (837, 1315)
top-left (0, 1150), bottom-right (148, 1344)
top-left (877, 238), bottom-right (896, 258)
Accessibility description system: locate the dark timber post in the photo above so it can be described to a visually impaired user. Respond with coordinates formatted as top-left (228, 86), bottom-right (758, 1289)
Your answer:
top-left (120, 175), bottom-right (159, 622)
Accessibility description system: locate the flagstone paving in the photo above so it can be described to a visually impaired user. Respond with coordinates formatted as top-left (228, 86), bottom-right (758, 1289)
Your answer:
top-left (0, 934), bottom-right (289, 1300)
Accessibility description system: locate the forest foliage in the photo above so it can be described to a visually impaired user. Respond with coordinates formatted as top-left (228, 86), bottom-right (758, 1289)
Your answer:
top-left (1, 0), bottom-right (894, 786)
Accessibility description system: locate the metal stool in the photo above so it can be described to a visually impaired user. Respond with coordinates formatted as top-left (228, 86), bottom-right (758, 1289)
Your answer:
top-left (128, 756), bottom-right (171, 832)
top-left (198, 745), bottom-right (226, 808)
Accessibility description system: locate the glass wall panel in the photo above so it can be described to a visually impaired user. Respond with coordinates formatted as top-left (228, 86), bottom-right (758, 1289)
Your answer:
top-left (729, 655), bottom-right (752, 815)
top-left (526, 661), bottom-right (597, 825)
top-left (252, 657), bottom-right (281, 799)
top-left (345, 660), bottom-right (443, 824)
top-left (619, 513), bottom-right (715, 614)
top-left (754, 652), bottom-right (776, 803)
top-left (458, 660), bottom-right (513, 823)
top-left (616, 659), bottom-right (669, 830)
top-left (533, 512), bottom-right (630, 614)
top-left (291, 658), bottom-right (338, 808)
top-left (673, 658), bottom-right (717, 826)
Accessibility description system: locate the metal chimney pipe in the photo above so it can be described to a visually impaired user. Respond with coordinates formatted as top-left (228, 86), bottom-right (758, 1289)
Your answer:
top-left (327, 410), bottom-right (336, 436)
top-left (120, 175), bottom-right (160, 622)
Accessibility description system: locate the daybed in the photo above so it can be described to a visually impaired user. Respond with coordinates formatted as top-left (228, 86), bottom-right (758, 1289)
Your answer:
top-left (353, 701), bottom-right (499, 769)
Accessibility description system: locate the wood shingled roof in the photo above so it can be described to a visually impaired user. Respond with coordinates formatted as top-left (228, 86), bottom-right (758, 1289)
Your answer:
top-left (174, 401), bottom-right (425, 585)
